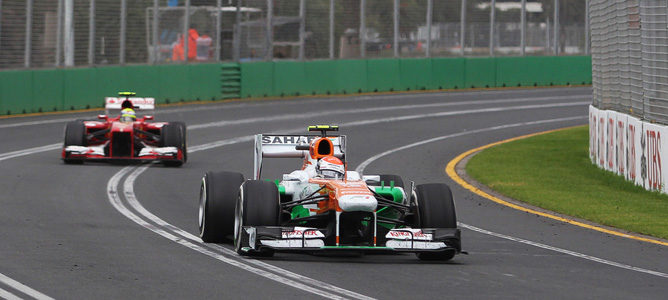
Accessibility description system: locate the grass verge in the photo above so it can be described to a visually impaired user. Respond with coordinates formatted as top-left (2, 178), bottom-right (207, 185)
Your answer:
top-left (465, 125), bottom-right (668, 240)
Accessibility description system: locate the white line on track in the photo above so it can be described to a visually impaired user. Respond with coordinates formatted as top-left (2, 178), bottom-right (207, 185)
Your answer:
top-left (0, 100), bottom-right (588, 162)
top-left (0, 288), bottom-right (21, 300)
top-left (0, 143), bottom-right (61, 162)
top-left (120, 166), bottom-right (375, 300)
top-left (0, 272), bottom-right (54, 300)
top-left (458, 224), bottom-right (668, 279)
top-left (112, 115), bottom-right (590, 298)
top-left (0, 92), bottom-right (588, 130)
top-left (354, 117), bottom-right (668, 279)
top-left (109, 166), bottom-right (365, 299)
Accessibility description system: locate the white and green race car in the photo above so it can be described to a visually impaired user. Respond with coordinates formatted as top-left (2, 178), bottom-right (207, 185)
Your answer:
top-left (198, 125), bottom-right (462, 261)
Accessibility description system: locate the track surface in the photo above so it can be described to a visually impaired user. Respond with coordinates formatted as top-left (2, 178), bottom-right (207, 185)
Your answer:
top-left (1, 87), bottom-right (666, 299)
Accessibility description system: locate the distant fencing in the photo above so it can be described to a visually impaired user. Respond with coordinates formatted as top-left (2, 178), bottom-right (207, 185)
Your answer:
top-left (0, 0), bottom-right (588, 69)
top-left (588, 0), bottom-right (668, 194)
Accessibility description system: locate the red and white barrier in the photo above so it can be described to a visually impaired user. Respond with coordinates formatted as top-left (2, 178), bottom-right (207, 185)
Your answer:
top-left (589, 105), bottom-right (666, 192)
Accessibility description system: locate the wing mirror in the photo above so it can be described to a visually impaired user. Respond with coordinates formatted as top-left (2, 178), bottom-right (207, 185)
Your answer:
top-left (144, 115), bottom-right (154, 120)
top-left (97, 114), bottom-right (108, 120)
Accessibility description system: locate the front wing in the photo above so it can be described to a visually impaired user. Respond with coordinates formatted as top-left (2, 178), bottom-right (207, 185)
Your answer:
top-left (62, 145), bottom-right (183, 162)
top-left (237, 226), bottom-right (461, 255)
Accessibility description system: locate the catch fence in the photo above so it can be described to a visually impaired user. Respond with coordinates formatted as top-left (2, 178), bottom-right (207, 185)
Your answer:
top-left (0, 0), bottom-right (587, 69)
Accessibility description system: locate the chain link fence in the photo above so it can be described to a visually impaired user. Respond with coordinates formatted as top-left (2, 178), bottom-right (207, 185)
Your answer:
top-left (1, 0), bottom-right (587, 69)
top-left (590, 0), bottom-right (668, 124)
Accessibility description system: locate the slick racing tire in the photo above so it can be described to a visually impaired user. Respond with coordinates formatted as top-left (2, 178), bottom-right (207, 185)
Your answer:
top-left (414, 183), bottom-right (457, 261)
top-left (234, 180), bottom-right (280, 256)
top-left (160, 123), bottom-right (186, 167)
top-left (169, 121), bottom-right (188, 163)
top-left (63, 120), bottom-right (86, 164)
top-left (199, 171), bottom-right (245, 243)
top-left (379, 174), bottom-right (404, 190)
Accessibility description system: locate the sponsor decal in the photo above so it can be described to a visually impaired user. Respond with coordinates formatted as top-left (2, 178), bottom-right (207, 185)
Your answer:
top-left (281, 227), bottom-right (325, 239)
top-left (386, 229), bottom-right (433, 240)
top-left (617, 120), bottom-right (625, 174)
top-left (589, 111), bottom-right (597, 159)
top-left (262, 135), bottom-right (318, 145)
top-left (599, 116), bottom-right (605, 167)
top-left (645, 129), bottom-right (662, 191)
top-left (628, 124), bottom-right (637, 181)
top-left (608, 117), bottom-right (614, 170)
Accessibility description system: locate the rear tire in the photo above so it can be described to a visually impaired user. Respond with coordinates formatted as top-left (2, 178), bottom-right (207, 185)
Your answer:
top-left (161, 123), bottom-right (186, 167)
top-left (414, 183), bottom-right (457, 261)
top-left (199, 171), bottom-right (245, 243)
top-left (234, 180), bottom-right (280, 256)
top-left (63, 120), bottom-right (86, 164)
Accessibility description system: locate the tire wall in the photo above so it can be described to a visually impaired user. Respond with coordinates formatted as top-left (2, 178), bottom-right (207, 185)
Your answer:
top-left (0, 56), bottom-right (590, 116)
top-left (589, 105), bottom-right (667, 194)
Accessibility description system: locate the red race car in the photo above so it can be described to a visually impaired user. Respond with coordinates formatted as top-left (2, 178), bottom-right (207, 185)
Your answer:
top-left (61, 92), bottom-right (187, 166)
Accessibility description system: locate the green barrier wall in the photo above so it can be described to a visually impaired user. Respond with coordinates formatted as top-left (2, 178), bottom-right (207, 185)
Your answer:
top-left (0, 63), bottom-right (232, 115)
top-left (239, 56), bottom-right (592, 99)
top-left (0, 56), bottom-right (591, 116)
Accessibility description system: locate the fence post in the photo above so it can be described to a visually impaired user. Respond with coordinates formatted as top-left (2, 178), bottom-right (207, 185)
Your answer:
top-left (0, 0), bottom-right (3, 52)
top-left (233, 0), bottom-right (241, 61)
top-left (25, 0), bottom-right (33, 68)
top-left (215, 0), bottom-right (221, 62)
top-left (426, 0), bottom-right (432, 58)
top-left (299, 0), bottom-right (305, 60)
top-left (393, 0), bottom-right (399, 58)
top-left (89, 0), bottom-right (96, 65)
top-left (266, 0), bottom-right (273, 60)
top-left (64, 0), bottom-right (73, 66)
top-left (183, 0), bottom-right (190, 63)
top-left (460, 0), bottom-right (466, 56)
top-left (120, 0), bottom-right (126, 64)
top-left (329, 0), bottom-right (334, 59)
top-left (153, 0), bottom-right (160, 63)
top-left (554, 0), bottom-right (559, 55)
top-left (520, 0), bottom-right (526, 56)
top-left (585, 0), bottom-right (590, 55)
top-left (360, 0), bottom-right (366, 58)
top-left (489, 0), bottom-right (495, 56)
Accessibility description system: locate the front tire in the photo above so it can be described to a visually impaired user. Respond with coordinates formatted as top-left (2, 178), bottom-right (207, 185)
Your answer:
top-left (199, 171), bottom-right (245, 243)
top-left (234, 180), bottom-right (280, 256)
top-left (414, 183), bottom-right (457, 261)
top-left (161, 123), bottom-right (186, 167)
top-left (63, 120), bottom-right (86, 164)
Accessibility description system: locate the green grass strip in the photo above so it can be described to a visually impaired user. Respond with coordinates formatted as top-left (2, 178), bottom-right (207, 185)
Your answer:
top-left (466, 125), bottom-right (668, 240)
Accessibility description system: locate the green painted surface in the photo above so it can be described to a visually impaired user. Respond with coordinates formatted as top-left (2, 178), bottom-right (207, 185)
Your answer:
top-left (158, 64), bottom-right (191, 103)
top-left (0, 56), bottom-right (592, 116)
top-left (431, 57), bottom-right (466, 89)
top-left (274, 61), bottom-right (306, 96)
top-left (465, 57), bottom-right (496, 88)
top-left (304, 60), bottom-right (337, 95)
top-left (400, 58), bottom-right (433, 91)
top-left (32, 69), bottom-right (64, 113)
top-left (367, 59), bottom-right (401, 92)
top-left (189, 63), bottom-right (222, 101)
top-left (335, 59), bottom-right (367, 94)
top-left (240, 61), bottom-right (274, 98)
top-left (0, 70), bottom-right (32, 114)
top-left (63, 68), bottom-right (98, 110)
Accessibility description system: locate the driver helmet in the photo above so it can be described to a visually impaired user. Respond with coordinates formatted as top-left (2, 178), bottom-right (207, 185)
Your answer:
top-left (120, 108), bottom-right (136, 122)
top-left (316, 156), bottom-right (345, 179)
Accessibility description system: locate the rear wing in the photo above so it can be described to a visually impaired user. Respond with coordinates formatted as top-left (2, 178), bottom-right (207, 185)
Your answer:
top-left (254, 134), bottom-right (346, 180)
top-left (104, 97), bottom-right (156, 110)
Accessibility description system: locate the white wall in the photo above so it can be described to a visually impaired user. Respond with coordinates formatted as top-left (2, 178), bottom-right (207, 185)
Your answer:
top-left (589, 105), bottom-right (665, 192)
